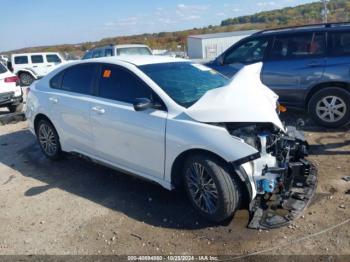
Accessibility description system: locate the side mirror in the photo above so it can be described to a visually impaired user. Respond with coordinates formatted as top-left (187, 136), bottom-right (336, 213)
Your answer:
top-left (133, 98), bottom-right (153, 111)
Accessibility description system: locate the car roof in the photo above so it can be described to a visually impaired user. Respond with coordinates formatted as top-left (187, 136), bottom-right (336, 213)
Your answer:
top-left (253, 22), bottom-right (350, 37)
top-left (83, 55), bottom-right (188, 66)
top-left (12, 52), bottom-right (60, 56)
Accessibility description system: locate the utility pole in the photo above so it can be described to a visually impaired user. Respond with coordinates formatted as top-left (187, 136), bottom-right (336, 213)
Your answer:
top-left (321, 0), bottom-right (328, 23)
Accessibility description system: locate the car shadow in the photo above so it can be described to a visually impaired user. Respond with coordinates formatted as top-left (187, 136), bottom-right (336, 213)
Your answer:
top-left (0, 129), bottom-right (227, 230)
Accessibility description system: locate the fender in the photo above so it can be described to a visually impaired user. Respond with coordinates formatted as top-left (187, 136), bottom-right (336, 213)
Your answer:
top-left (15, 68), bottom-right (40, 79)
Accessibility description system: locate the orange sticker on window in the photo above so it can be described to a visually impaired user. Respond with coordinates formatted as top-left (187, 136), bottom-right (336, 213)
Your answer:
top-left (103, 70), bottom-right (111, 78)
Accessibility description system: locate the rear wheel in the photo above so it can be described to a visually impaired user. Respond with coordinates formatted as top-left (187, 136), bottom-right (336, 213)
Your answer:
top-left (36, 119), bottom-right (62, 160)
top-left (309, 87), bottom-right (350, 128)
top-left (183, 153), bottom-right (241, 223)
top-left (7, 103), bottom-right (23, 113)
top-left (19, 72), bottom-right (34, 86)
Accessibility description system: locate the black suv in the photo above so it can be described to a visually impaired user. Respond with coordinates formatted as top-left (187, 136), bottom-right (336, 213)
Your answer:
top-left (207, 23), bottom-right (350, 128)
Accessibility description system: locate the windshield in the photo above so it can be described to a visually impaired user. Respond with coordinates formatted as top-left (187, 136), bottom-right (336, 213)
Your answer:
top-left (117, 47), bottom-right (152, 56)
top-left (139, 62), bottom-right (229, 107)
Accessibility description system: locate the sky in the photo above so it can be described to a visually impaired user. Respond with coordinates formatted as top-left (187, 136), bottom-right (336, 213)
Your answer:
top-left (0, 0), bottom-right (317, 52)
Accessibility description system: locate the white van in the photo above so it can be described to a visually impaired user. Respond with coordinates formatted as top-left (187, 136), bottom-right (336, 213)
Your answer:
top-left (11, 52), bottom-right (65, 86)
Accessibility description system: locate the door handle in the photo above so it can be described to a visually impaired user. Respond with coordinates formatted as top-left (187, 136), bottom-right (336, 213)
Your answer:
top-left (47, 65), bottom-right (52, 67)
top-left (92, 106), bottom-right (105, 114)
top-left (49, 97), bottom-right (58, 104)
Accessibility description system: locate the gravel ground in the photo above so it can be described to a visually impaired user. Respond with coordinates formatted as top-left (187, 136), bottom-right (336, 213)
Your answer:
top-left (0, 108), bottom-right (349, 257)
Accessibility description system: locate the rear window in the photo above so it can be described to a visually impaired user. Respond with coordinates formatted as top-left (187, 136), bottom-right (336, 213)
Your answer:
top-left (61, 64), bottom-right (96, 95)
top-left (0, 63), bottom-right (7, 73)
top-left (330, 31), bottom-right (350, 56)
top-left (46, 54), bottom-right (61, 63)
top-left (31, 55), bottom-right (44, 64)
top-left (269, 33), bottom-right (326, 59)
top-left (14, 56), bottom-right (29, 64)
top-left (117, 47), bottom-right (152, 56)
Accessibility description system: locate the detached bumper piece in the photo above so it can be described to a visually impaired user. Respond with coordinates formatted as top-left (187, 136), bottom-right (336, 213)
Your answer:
top-left (248, 160), bottom-right (317, 229)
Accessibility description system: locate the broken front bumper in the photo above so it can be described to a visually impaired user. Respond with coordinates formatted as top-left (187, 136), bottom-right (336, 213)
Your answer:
top-left (248, 159), bottom-right (317, 229)
top-left (246, 126), bottom-right (318, 229)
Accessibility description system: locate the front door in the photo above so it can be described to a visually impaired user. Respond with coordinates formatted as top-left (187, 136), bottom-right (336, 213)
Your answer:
top-left (262, 32), bottom-right (326, 107)
top-left (91, 64), bottom-right (167, 180)
top-left (211, 37), bottom-right (270, 78)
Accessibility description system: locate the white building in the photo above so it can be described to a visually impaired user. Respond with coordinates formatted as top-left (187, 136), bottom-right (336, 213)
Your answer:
top-left (187, 30), bottom-right (258, 60)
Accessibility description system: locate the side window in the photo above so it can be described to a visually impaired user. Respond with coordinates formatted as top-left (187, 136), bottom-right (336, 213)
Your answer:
top-left (98, 64), bottom-right (153, 103)
top-left (224, 38), bottom-right (269, 64)
top-left (105, 49), bottom-right (113, 57)
top-left (14, 56), bottom-right (28, 65)
top-left (92, 50), bottom-right (103, 58)
top-left (269, 33), bottom-right (326, 60)
top-left (31, 55), bottom-right (44, 64)
top-left (46, 54), bottom-right (61, 63)
top-left (61, 64), bottom-right (96, 94)
top-left (82, 52), bottom-right (93, 60)
top-left (50, 71), bottom-right (64, 89)
top-left (329, 31), bottom-right (350, 56)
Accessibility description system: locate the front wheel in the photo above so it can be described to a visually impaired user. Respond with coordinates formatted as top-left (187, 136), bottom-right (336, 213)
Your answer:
top-left (183, 154), bottom-right (241, 223)
top-left (19, 72), bottom-right (34, 86)
top-left (308, 87), bottom-right (350, 128)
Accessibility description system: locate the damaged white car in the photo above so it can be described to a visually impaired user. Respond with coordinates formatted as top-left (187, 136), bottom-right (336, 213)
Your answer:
top-left (26, 56), bottom-right (317, 229)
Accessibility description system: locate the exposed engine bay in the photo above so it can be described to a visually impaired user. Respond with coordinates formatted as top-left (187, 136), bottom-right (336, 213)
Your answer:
top-left (227, 123), bottom-right (317, 229)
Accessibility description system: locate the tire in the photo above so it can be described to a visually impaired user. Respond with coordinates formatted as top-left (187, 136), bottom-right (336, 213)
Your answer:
top-left (183, 153), bottom-right (241, 223)
top-left (19, 72), bottom-right (34, 86)
top-left (36, 119), bottom-right (62, 160)
top-left (8, 103), bottom-right (23, 113)
top-left (308, 87), bottom-right (350, 128)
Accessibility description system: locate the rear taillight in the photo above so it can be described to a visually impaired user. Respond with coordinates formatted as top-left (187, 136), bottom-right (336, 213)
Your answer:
top-left (4, 76), bottom-right (19, 84)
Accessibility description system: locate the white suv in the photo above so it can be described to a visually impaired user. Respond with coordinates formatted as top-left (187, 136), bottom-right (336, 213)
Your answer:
top-left (0, 62), bottom-right (23, 112)
top-left (82, 44), bottom-right (153, 60)
top-left (11, 52), bottom-right (65, 86)
top-left (26, 56), bottom-right (317, 229)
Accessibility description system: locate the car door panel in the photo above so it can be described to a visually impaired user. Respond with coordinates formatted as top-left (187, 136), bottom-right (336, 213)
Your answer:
top-left (48, 63), bottom-right (97, 155)
top-left (91, 99), bottom-right (167, 178)
top-left (91, 64), bottom-right (167, 180)
top-left (262, 32), bottom-right (326, 107)
top-left (48, 91), bottom-right (94, 154)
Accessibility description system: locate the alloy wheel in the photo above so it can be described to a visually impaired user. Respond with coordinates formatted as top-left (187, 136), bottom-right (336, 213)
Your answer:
top-left (316, 96), bottom-right (347, 123)
top-left (185, 162), bottom-right (219, 215)
top-left (38, 123), bottom-right (58, 156)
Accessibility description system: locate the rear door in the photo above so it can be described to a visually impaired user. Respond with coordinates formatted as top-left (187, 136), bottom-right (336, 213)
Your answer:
top-left (30, 55), bottom-right (47, 76)
top-left (90, 63), bottom-right (167, 180)
top-left (324, 30), bottom-right (350, 84)
top-left (45, 54), bottom-right (63, 72)
top-left (48, 63), bottom-right (97, 155)
top-left (262, 32), bottom-right (326, 107)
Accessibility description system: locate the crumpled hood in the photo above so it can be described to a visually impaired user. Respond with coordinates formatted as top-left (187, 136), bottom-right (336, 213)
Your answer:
top-left (186, 63), bottom-right (285, 131)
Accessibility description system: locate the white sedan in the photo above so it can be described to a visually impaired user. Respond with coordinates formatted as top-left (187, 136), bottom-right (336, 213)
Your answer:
top-left (26, 56), bottom-right (317, 229)
top-left (0, 62), bottom-right (23, 113)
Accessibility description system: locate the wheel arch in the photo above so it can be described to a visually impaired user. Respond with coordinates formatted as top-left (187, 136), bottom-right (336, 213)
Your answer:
top-left (305, 81), bottom-right (350, 110)
top-left (16, 69), bottom-right (38, 79)
top-left (34, 113), bottom-right (56, 135)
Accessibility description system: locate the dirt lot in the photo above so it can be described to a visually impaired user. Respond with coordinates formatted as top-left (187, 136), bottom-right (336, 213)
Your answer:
top-left (0, 108), bottom-right (349, 257)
